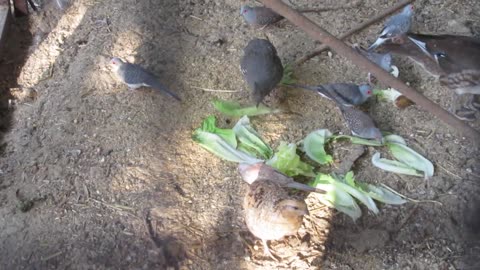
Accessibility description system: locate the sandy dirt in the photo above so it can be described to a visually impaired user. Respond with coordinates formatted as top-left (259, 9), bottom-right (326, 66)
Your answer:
top-left (0, 0), bottom-right (479, 269)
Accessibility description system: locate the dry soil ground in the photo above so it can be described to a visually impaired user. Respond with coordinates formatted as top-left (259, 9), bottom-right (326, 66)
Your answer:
top-left (0, 0), bottom-right (479, 269)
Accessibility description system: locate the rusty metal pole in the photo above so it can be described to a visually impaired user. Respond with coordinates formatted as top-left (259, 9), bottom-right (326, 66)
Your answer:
top-left (261, 0), bottom-right (480, 141)
top-left (295, 0), bottom-right (415, 66)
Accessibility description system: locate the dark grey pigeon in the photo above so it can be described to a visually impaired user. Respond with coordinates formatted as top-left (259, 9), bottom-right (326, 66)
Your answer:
top-left (110, 57), bottom-right (181, 101)
top-left (290, 83), bottom-right (373, 106)
top-left (240, 39), bottom-right (283, 106)
top-left (368, 4), bottom-right (414, 51)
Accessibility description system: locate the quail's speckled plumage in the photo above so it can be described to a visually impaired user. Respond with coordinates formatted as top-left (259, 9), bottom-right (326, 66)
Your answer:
top-left (290, 83), bottom-right (373, 106)
top-left (241, 39), bottom-right (284, 106)
top-left (110, 57), bottom-right (181, 101)
top-left (244, 179), bottom-right (308, 260)
top-left (238, 163), bottom-right (325, 194)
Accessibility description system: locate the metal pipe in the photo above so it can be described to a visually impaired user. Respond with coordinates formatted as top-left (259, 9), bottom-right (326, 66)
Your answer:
top-left (261, 0), bottom-right (480, 141)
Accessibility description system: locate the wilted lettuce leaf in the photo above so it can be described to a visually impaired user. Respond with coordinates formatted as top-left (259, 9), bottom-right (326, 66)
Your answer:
top-left (266, 142), bottom-right (315, 177)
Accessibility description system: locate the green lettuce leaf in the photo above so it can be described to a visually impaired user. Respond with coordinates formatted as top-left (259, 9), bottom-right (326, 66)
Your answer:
top-left (213, 99), bottom-right (280, 117)
top-left (192, 130), bottom-right (263, 164)
top-left (266, 142), bottom-right (315, 177)
top-left (344, 171), bottom-right (407, 205)
top-left (302, 129), bottom-right (333, 165)
top-left (199, 115), bottom-right (237, 147)
top-left (233, 116), bottom-right (273, 159)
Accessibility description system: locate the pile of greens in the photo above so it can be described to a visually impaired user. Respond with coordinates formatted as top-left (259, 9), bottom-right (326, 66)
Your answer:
top-left (193, 102), bottom-right (433, 221)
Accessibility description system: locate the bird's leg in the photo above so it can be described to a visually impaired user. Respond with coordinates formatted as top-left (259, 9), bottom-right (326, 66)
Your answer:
top-left (262, 240), bottom-right (280, 261)
top-left (452, 94), bottom-right (476, 121)
top-left (454, 107), bottom-right (476, 121)
top-left (466, 94), bottom-right (480, 111)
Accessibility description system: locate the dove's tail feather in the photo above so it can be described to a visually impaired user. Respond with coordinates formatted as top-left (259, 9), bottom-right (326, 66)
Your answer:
top-left (286, 182), bottom-right (326, 194)
top-left (148, 79), bottom-right (181, 102)
top-left (367, 37), bottom-right (386, 51)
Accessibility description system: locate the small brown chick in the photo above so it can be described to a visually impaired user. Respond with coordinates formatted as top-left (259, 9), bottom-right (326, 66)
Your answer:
top-left (244, 179), bottom-right (308, 260)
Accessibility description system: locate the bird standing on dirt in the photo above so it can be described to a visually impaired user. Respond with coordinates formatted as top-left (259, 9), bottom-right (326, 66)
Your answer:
top-left (289, 83), bottom-right (373, 106)
top-left (238, 163), bottom-right (326, 194)
top-left (353, 44), bottom-right (393, 83)
top-left (241, 5), bottom-right (284, 28)
top-left (368, 4), bottom-right (414, 51)
top-left (244, 179), bottom-right (308, 261)
top-left (109, 57), bottom-right (181, 101)
top-left (241, 39), bottom-right (284, 106)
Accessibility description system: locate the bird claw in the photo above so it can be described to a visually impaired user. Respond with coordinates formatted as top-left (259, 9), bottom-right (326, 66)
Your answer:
top-left (465, 95), bottom-right (480, 112)
top-left (262, 240), bottom-right (281, 261)
top-left (454, 106), bottom-right (477, 122)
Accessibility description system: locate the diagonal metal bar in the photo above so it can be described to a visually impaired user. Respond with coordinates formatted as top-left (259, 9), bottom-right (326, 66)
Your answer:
top-left (260, 0), bottom-right (480, 141)
top-left (295, 0), bottom-right (415, 66)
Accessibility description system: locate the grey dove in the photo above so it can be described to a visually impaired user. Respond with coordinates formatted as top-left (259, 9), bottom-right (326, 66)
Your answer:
top-left (368, 4), bottom-right (414, 51)
top-left (110, 57), bottom-right (181, 101)
top-left (238, 163), bottom-right (326, 194)
top-left (353, 44), bottom-right (392, 83)
top-left (244, 178), bottom-right (308, 261)
top-left (290, 83), bottom-right (373, 106)
top-left (241, 39), bottom-right (284, 106)
top-left (241, 5), bottom-right (284, 28)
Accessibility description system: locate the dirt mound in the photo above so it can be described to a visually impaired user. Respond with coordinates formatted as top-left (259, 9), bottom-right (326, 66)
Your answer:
top-left (0, 0), bottom-right (479, 269)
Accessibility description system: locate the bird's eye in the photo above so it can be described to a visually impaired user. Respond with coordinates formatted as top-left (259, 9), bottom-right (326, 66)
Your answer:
top-left (367, 90), bottom-right (372, 95)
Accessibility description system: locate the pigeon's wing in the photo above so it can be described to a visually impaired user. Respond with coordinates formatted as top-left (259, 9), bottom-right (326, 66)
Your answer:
top-left (121, 63), bottom-right (150, 85)
top-left (125, 64), bottom-right (181, 101)
top-left (243, 48), bottom-right (283, 104)
top-left (268, 52), bottom-right (284, 88)
top-left (324, 84), bottom-right (359, 106)
top-left (355, 46), bottom-right (392, 71)
top-left (340, 106), bottom-right (377, 137)
top-left (253, 7), bottom-right (283, 25)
